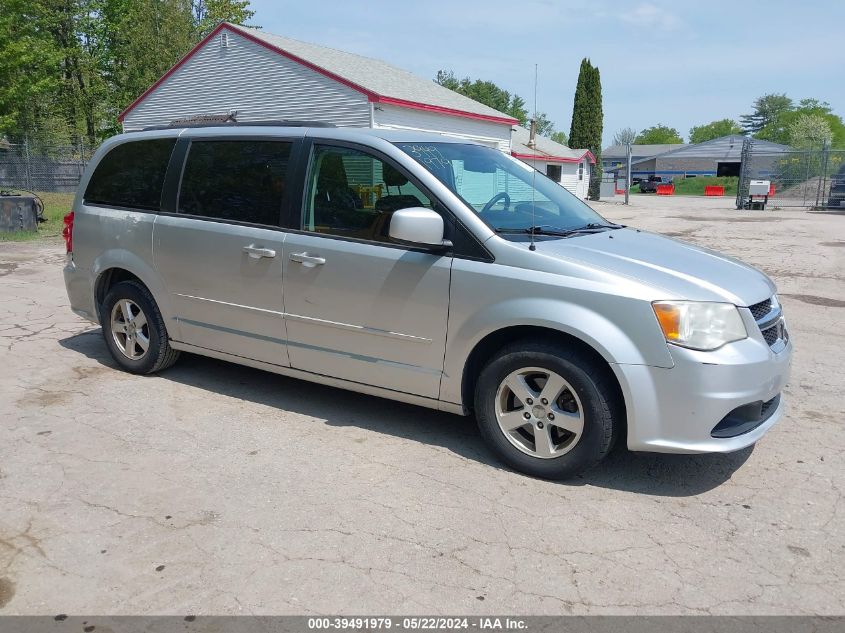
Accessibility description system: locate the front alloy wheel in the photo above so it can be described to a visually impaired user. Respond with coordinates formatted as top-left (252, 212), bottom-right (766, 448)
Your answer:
top-left (474, 340), bottom-right (619, 479)
top-left (495, 367), bottom-right (584, 458)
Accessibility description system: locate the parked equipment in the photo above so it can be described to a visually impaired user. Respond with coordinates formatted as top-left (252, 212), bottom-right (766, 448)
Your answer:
top-left (0, 191), bottom-right (44, 233)
top-left (639, 175), bottom-right (669, 193)
top-left (744, 180), bottom-right (771, 210)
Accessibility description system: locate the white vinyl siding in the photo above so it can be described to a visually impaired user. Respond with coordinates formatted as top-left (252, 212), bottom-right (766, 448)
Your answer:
top-left (560, 165), bottom-right (580, 197)
top-left (374, 104), bottom-right (511, 152)
top-left (517, 159), bottom-right (587, 199)
top-left (122, 30), bottom-right (370, 131)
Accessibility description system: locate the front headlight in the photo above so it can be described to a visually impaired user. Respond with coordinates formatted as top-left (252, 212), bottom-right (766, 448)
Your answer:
top-left (652, 301), bottom-right (748, 351)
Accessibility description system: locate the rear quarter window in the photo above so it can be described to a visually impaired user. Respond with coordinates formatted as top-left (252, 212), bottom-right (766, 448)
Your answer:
top-left (84, 139), bottom-right (176, 210)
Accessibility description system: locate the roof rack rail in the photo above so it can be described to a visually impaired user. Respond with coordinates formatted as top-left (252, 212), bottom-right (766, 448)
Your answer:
top-left (141, 119), bottom-right (337, 131)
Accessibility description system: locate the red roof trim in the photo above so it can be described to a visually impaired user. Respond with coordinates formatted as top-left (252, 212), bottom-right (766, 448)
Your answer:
top-left (374, 96), bottom-right (518, 125)
top-left (118, 23), bottom-right (518, 127)
top-left (512, 150), bottom-right (596, 164)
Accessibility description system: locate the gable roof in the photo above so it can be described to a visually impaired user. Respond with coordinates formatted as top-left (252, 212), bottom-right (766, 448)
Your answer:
top-left (510, 126), bottom-right (595, 164)
top-left (629, 134), bottom-right (792, 167)
top-left (118, 23), bottom-right (519, 125)
top-left (602, 143), bottom-right (685, 159)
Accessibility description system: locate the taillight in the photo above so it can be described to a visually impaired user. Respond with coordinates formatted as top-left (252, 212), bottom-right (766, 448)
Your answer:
top-left (62, 212), bottom-right (74, 253)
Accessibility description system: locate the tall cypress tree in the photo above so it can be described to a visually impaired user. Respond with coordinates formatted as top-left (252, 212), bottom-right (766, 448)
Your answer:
top-left (568, 59), bottom-right (603, 200)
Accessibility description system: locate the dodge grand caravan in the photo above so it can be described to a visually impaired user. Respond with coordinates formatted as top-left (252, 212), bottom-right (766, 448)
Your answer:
top-left (63, 123), bottom-right (792, 479)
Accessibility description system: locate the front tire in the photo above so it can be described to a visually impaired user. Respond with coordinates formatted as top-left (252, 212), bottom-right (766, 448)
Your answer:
top-left (101, 280), bottom-right (180, 375)
top-left (474, 340), bottom-right (619, 479)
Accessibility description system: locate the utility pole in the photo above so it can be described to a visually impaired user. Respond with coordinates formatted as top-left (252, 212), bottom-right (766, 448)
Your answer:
top-left (625, 142), bottom-right (632, 205)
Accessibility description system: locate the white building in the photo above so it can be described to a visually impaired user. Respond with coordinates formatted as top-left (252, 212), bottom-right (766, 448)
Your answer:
top-left (120, 23), bottom-right (516, 149)
top-left (510, 126), bottom-right (594, 199)
top-left (119, 22), bottom-right (593, 198)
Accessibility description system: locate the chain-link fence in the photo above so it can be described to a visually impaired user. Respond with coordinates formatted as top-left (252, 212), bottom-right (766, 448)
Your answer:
top-left (0, 141), bottom-right (95, 193)
top-left (737, 138), bottom-right (845, 209)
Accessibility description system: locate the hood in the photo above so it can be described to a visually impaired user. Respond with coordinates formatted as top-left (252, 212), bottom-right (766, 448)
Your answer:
top-left (527, 228), bottom-right (775, 305)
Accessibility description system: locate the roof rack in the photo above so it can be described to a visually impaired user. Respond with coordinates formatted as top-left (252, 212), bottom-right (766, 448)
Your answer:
top-left (142, 117), bottom-right (337, 131)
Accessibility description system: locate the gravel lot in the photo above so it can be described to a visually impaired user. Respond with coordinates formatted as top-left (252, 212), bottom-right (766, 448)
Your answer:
top-left (1, 196), bottom-right (843, 615)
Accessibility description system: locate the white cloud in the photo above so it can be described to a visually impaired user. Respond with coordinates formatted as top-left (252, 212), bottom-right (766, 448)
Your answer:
top-left (620, 3), bottom-right (683, 30)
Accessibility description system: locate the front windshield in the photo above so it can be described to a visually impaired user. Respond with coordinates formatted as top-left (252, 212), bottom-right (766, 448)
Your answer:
top-left (394, 142), bottom-right (606, 232)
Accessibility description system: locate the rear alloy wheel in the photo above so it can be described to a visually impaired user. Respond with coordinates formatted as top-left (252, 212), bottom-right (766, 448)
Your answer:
top-left (110, 299), bottom-right (150, 361)
top-left (475, 341), bottom-right (618, 479)
top-left (101, 280), bottom-right (180, 375)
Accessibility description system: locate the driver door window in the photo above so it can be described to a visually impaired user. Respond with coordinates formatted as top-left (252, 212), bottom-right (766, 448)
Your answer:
top-left (304, 145), bottom-right (432, 243)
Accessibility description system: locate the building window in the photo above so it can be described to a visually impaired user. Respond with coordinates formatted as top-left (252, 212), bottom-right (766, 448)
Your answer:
top-left (578, 162), bottom-right (585, 181)
top-left (546, 164), bottom-right (562, 182)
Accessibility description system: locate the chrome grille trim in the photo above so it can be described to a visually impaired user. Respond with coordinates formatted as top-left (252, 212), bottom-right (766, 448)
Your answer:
top-left (748, 295), bottom-right (786, 351)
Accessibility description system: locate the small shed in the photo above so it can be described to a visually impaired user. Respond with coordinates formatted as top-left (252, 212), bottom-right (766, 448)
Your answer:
top-left (510, 126), bottom-right (595, 199)
top-left (118, 23), bottom-right (518, 150)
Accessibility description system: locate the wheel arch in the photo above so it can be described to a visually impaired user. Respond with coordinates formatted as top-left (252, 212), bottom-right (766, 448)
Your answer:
top-left (90, 250), bottom-right (179, 339)
top-left (459, 325), bottom-right (628, 439)
top-left (94, 268), bottom-right (144, 317)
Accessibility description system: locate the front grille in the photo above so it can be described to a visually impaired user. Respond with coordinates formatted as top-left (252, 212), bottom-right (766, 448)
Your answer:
top-left (762, 324), bottom-right (779, 346)
top-left (748, 299), bottom-right (772, 320)
top-left (748, 296), bottom-right (786, 349)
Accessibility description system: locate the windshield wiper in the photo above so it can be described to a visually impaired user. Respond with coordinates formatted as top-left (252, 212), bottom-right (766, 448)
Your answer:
top-left (570, 222), bottom-right (624, 231)
top-left (495, 222), bottom-right (623, 237)
top-left (495, 225), bottom-right (576, 237)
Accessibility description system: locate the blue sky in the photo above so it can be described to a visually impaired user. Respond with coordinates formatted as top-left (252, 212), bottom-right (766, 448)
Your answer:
top-left (248, 0), bottom-right (844, 147)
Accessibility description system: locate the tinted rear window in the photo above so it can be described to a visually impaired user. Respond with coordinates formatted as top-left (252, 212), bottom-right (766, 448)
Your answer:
top-left (84, 139), bottom-right (175, 210)
top-left (178, 140), bottom-right (292, 226)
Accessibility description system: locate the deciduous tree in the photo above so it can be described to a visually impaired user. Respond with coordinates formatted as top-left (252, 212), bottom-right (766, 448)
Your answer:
top-left (434, 70), bottom-right (560, 138)
top-left (688, 119), bottom-right (742, 144)
top-left (740, 93), bottom-right (793, 135)
top-left (192, 0), bottom-right (255, 36)
top-left (0, 0), bottom-right (256, 143)
top-left (788, 113), bottom-right (833, 149)
top-left (550, 131), bottom-right (568, 146)
top-left (612, 127), bottom-right (637, 146)
top-left (635, 124), bottom-right (683, 144)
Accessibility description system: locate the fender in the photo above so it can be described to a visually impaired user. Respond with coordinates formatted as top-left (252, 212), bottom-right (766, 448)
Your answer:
top-left (439, 295), bottom-right (674, 407)
top-left (91, 248), bottom-right (182, 341)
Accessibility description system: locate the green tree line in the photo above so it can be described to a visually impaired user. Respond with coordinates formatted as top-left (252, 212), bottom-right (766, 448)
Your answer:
top-left (616, 94), bottom-right (844, 149)
top-left (434, 70), bottom-right (565, 144)
top-left (0, 0), bottom-right (254, 147)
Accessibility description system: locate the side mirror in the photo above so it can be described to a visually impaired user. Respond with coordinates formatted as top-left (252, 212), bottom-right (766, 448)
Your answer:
top-left (388, 207), bottom-right (451, 250)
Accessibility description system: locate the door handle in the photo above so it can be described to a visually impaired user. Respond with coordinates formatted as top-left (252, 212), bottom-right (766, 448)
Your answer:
top-left (289, 252), bottom-right (326, 266)
top-left (243, 244), bottom-right (276, 259)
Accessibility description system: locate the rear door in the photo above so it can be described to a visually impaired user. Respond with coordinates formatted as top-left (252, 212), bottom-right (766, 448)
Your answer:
top-left (153, 137), bottom-right (296, 366)
top-left (281, 141), bottom-right (452, 398)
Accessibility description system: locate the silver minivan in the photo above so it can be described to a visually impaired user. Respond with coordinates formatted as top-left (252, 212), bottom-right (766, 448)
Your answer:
top-left (63, 123), bottom-right (792, 479)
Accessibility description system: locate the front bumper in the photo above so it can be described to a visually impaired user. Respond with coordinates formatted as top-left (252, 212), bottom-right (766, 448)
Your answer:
top-left (614, 334), bottom-right (793, 454)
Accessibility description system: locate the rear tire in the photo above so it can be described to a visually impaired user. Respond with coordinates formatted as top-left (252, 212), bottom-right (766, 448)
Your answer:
top-left (101, 280), bottom-right (180, 375)
top-left (474, 340), bottom-right (619, 479)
